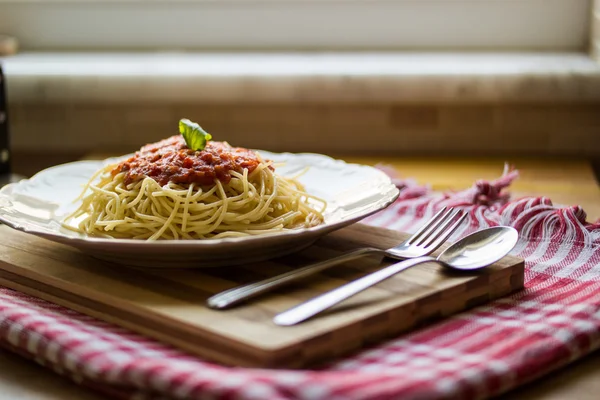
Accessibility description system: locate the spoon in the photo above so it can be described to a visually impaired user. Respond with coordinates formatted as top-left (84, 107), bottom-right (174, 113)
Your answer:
top-left (274, 226), bottom-right (518, 326)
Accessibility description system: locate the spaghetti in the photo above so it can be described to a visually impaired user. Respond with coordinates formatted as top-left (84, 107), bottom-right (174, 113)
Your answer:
top-left (64, 135), bottom-right (326, 240)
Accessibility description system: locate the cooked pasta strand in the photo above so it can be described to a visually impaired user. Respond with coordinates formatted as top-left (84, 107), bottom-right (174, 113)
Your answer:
top-left (63, 160), bottom-right (326, 240)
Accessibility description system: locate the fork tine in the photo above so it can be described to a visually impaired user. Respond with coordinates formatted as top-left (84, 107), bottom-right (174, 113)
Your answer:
top-left (406, 206), bottom-right (450, 244)
top-left (411, 207), bottom-right (456, 246)
top-left (423, 211), bottom-right (468, 250)
top-left (416, 209), bottom-right (462, 246)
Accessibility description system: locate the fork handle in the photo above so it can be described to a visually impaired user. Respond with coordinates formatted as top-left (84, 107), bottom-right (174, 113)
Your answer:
top-left (273, 256), bottom-right (436, 326)
top-left (206, 247), bottom-right (381, 309)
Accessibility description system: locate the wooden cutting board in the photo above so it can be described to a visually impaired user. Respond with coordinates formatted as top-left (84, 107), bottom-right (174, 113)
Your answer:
top-left (0, 224), bottom-right (524, 369)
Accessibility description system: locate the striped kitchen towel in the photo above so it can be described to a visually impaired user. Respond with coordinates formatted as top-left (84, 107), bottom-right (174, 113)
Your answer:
top-left (0, 166), bottom-right (599, 400)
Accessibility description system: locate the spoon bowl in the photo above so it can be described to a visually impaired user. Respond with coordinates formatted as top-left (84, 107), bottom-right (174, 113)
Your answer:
top-left (274, 226), bottom-right (519, 326)
top-left (439, 226), bottom-right (519, 271)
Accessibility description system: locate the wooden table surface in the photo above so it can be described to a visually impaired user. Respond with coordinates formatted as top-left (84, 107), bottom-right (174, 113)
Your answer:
top-left (1, 156), bottom-right (599, 399)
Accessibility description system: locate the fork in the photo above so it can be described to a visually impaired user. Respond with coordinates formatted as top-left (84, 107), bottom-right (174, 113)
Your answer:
top-left (206, 206), bottom-right (467, 309)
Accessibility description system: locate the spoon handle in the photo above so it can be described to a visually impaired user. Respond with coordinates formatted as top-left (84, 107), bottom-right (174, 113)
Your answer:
top-left (274, 256), bottom-right (436, 326)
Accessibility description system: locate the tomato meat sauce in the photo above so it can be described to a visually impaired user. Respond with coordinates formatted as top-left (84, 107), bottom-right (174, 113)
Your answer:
top-left (112, 136), bottom-right (266, 187)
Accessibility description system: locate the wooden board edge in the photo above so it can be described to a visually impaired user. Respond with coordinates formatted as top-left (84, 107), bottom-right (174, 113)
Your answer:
top-left (0, 257), bottom-right (292, 366)
top-left (268, 258), bottom-right (527, 368)
top-left (0, 273), bottom-right (285, 368)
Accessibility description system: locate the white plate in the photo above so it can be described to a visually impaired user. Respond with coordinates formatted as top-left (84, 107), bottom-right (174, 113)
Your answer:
top-left (0, 151), bottom-right (399, 268)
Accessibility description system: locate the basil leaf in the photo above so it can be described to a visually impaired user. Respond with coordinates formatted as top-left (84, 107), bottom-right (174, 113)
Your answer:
top-left (179, 118), bottom-right (213, 151)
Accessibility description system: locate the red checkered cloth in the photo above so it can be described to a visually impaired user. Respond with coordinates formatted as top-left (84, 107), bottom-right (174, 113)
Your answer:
top-left (1, 167), bottom-right (600, 400)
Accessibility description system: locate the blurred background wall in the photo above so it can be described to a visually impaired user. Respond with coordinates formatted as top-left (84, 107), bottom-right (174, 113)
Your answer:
top-left (1, 0), bottom-right (599, 176)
